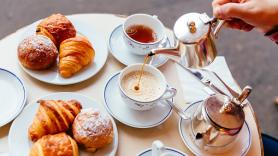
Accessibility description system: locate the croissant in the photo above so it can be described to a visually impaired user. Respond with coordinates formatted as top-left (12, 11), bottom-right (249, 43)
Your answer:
top-left (36, 13), bottom-right (76, 47)
top-left (28, 100), bottom-right (82, 142)
top-left (29, 133), bottom-right (78, 156)
top-left (59, 35), bottom-right (95, 78)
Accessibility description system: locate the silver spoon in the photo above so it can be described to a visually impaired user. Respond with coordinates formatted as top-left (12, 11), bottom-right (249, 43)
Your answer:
top-left (163, 100), bottom-right (191, 120)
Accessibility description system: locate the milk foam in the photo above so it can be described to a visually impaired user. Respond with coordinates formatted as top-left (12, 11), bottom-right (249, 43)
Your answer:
top-left (121, 71), bottom-right (163, 102)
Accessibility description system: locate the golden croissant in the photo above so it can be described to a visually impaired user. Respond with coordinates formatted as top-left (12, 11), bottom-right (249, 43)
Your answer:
top-left (29, 133), bottom-right (78, 156)
top-left (28, 100), bottom-right (82, 142)
top-left (59, 35), bottom-right (95, 78)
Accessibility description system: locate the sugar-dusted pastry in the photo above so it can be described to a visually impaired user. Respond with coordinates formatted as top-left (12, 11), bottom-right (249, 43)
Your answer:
top-left (36, 13), bottom-right (76, 46)
top-left (59, 35), bottom-right (95, 78)
top-left (17, 35), bottom-right (58, 70)
top-left (28, 100), bottom-right (82, 142)
top-left (72, 109), bottom-right (113, 152)
top-left (29, 133), bottom-right (78, 156)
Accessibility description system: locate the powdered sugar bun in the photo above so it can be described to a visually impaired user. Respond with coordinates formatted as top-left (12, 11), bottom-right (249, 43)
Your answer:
top-left (17, 35), bottom-right (58, 70)
top-left (72, 108), bottom-right (114, 152)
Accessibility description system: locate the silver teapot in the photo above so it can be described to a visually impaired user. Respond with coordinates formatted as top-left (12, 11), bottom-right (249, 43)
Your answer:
top-left (149, 12), bottom-right (225, 68)
top-left (192, 86), bottom-right (251, 152)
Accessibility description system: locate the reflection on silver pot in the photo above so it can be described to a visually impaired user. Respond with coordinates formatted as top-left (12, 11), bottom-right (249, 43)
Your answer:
top-left (191, 86), bottom-right (252, 152)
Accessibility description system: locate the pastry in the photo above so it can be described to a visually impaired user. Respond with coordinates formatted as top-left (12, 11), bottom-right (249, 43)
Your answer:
top-left (59, 35), bottom-right (94, 78)
top-left (17, 35), bottom-right (58, 70)
top-left (28, 100), bottom-right (82, 142)
top-left (29, 132), bottom-right (78, 156)
top-left (36, 13), bottom-right (76, 47)
top-left (72, 109), bottom-right (113, 152)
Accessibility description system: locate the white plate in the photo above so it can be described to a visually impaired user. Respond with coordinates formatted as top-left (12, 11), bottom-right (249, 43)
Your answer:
top-left (108, 25), bottom-right (169, 67)
top-left (8, 92), bottom-right (118, 156)
top-left (0, 68), bottom-right (26, 127)
top-left (137, 147), bottom-right (187, 156)
top-left (103, 72), bottom-right (172, 128)
top-left (178, 101), bottom-right (252, 156)
top-left (19, 16), bottom-right (108, 85)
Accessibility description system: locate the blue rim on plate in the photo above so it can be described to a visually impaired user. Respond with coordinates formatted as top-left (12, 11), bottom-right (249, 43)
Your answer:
top-left (0, 68), bottom-right (27, 127)
top-left (103, 72), bottom-right (173, 128)
top-left (178, 101), bottom-right (251, 156)
top-left (137, 147), bottom-right (187, 156)
top-left (108, 24), bottom-right (170, 67)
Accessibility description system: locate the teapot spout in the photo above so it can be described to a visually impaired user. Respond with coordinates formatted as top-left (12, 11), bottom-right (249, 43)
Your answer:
top-left (149, 45), bottom-right (184, 65)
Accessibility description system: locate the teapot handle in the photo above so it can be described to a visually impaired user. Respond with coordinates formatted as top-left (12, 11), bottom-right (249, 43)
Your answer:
top-left (213, 19), bottom-right (225, 39)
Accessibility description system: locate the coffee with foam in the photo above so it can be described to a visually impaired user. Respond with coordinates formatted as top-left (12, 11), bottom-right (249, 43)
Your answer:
top-left (121, 70), bottom-right (163, 102)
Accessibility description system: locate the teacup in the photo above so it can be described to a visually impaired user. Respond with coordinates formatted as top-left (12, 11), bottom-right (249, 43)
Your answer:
top-left (122, 14), bottom-right (166, 55)
top-left (118, 64), bottom-right (176, 111)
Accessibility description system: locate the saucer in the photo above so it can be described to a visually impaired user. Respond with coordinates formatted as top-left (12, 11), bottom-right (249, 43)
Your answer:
top-left (178, 101), bottom-right (252, 156)
top-left (103, 72), bottom-right (173, 128)
top-left (0, 68), bottom-right (26, 127)
top-left (108, 25), bottom-right (170, 67)
top-left (137, 147), bottom-right (187, 156)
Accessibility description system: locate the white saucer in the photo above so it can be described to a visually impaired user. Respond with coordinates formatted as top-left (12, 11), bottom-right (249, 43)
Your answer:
top-left (137, 147), bottom-right (187, 156)
top-left (103, 72), bottom-right (173, 128)
top-left (178, 101), bottom-right (252, 156)
top-left (19, 16), bottom-right (108, 85)
top-left (0, 68), bottom-right (26, 127)
top-left (108, 25), bottom-right (170, 67)
top-left (8, 92), bottom-right (118, 156)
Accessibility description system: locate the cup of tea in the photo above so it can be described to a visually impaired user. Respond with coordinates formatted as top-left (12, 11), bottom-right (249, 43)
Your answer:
top-left (122, 14), bottom-right (166, 55)
top-left (118, 64), bottom-right (176, 111)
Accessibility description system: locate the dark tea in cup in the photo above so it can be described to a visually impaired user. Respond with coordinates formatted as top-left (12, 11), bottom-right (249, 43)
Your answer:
top-left (126, 24), bottom-right (157, 43)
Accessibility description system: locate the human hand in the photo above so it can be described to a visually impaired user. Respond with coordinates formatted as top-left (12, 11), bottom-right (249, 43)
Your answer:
top-left (212, 0), bottom-right (278, 33)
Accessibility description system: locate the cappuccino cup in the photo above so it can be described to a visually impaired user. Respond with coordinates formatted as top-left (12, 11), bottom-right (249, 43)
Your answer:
top-left (119, 64), bottom-right (176, 111)
top-left (122, 14), bottom-right (166, 55)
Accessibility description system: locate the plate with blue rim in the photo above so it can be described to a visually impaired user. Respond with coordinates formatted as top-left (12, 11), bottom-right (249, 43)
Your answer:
top-left (0, 68), bottom-right (27, 127)
top-left (178, 101), bottom-right (252, 156)
top-left (103, 72), bottom-right (173, 128)
top-left (108, 24), bottom-right (170, 68)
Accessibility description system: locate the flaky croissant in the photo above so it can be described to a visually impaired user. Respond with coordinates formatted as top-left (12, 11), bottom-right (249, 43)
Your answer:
top-left (29, 133), bottom-right (78, 156)
top-left (59, 35), bottom-right (94, 78)
top-left (28, 100), bottom-right (82, 142)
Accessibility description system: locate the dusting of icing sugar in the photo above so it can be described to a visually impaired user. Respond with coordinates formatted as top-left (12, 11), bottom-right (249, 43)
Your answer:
top-left (19, 35), bottom-right (56, 52)
top-left (75, 109), bottom-right (113, 137)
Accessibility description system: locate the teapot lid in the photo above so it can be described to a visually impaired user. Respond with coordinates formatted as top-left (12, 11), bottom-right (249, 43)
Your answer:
top-left (173, 12), bottom-right (211, 43)
top-left (204, 94), bottom-right (245, 130)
